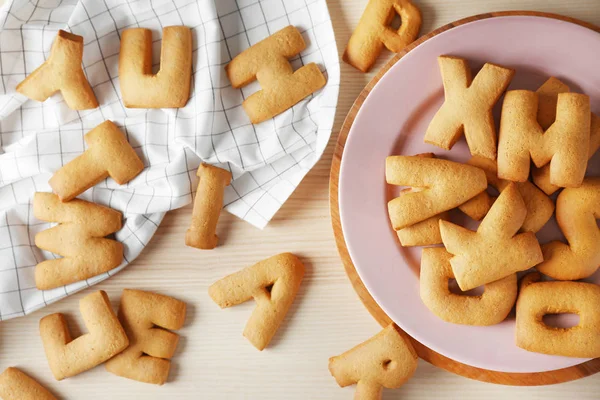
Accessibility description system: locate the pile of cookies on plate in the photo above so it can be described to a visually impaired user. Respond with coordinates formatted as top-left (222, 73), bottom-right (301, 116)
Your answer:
top-left (387, 54), bottom-right (600, 359)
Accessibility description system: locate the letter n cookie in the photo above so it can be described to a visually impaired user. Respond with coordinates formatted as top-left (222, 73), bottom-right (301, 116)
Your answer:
top-left (329, 324), bottom-right (417, 400)
top-left (16, 30), bottom-right (98, 110)
top-left (119, 26), bottom-right (193, 108)
top-left (424, 56), bottom-right (515, 160)
top-left (344, 0), bottom-right (422, 72)
top-left (209, 253), bottom-right (304, 350)
top-left (225, 25), bottom-right (326, 124)
top-left (33, 192), bottom-right (123, 290)
top-left (105, 289), bottom-right (187, 385)
top-left (39, 291), bottom-right (129, 380)
top-left (0, 367), bottom-right (57, 400)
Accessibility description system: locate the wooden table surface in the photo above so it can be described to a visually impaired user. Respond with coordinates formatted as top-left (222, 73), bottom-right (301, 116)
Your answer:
top-left (2, 1), bottom-right (600, 399)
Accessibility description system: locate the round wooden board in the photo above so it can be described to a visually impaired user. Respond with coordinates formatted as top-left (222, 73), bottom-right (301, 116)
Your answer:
top-left (329, 10), bottom-right (600, 386)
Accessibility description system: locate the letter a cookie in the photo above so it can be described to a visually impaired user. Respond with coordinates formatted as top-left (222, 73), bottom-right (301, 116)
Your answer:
top-left (424, 56), bottom-right (515, 160)
top-left (209, 253), bottom-right (304, 350)
top-left (16, 30), bottom-right (98, 110)
top-left (119, 26), bottom-right (192, 108)
top-left (40, 291), bottom-right (129, 380)
top-left (440, 183), bottom-right (543, 291)
top-left (329, 324), bottom-right (417, 400)
top-left (344, 0), bottom-right (422, 72)
top-left (0, 367), bottom-right (57, 400)
top-left (33, 192), bottom-right (123, 290)
top-left (105, 289), bottom-right (187, 385)
top-left (386, 155), bottom-right (487, 230)
top-left (49, 121), bottom-right (144, 202)
top-left (225, 25), bottom-right (326, 124)
top-left (537, 178), bottom-right (600, 280)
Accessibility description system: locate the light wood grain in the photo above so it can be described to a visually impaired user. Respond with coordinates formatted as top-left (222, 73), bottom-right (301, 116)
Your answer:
top-left (2, 1), bottom-right (600, 399)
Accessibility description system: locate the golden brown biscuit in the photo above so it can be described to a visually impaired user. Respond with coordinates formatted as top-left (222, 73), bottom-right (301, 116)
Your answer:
top-left (343, 0), bottom-right (421, 72)
top-left (516, 272), bottom-right (600, 358)
top-left (225, 25), bottom-right (326, 124)
top-left (105, 289), bottom-right (187, 385)
top-left (49, 120), bottom-right (144, 202)
top-left (119, 26), bottom-right (192, 108)
top-left (185, 164), bottom-right (232, 250)
top-left (328, 324), bottom-right (417, 400)
top-left (532, 77), bottom-right (600, 195)
top-left (16, 30), bottom-right (98, 110)
top-left (536, 178), bottom-right (600, 280)
top-left (498, 90), bottom-right (590, 187)
top-left (458, 155), bottom-right (554, 233)
top-left (0, 367), bottom-right (57, 400)
top-left (386, 155), bottom-right (487, 230)
top-left (420, 248), bottom-right (517, 326)
top-left (209, 253), bottom-right (304, 350)
top-left (39, 290), bottom-right (129, 380)
top-left (439, 183), bottom-right (543, 291)
top-left (424, 56), bottom-right (515, 160)
top-left (33, 192), bottom-right (123, 290)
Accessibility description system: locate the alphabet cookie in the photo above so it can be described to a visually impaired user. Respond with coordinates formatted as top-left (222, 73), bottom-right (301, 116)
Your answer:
top-left (16, 30), bottom-right (98, 110)
top-left (386, 155), bottom-right (487, 230)
top-left (33, 192), bottom-right (123, 290)
top-left (536, 178), bottom-right (600, 280)
top-left (105, 289), bottom-right (187, 385)
top-left (516, 272), bottom-right (600, 358)
top-left (225, 25), bottom-right (326, 124)
top-left (420, 248), bottom-right (517, 326)
top-left (439, 183), bottom-right (543, 291)
top-left (424, 56), bottom-right (515, 160)
top-left (532, 77), bottom-right (600, 195)
top-left (40, 290), bottom-right (129, 380)
top-left (0, 367), bottom-right (57, 400)
top-left (329, 324), bottom-right (417, 400)
top-left (49, 121), bottom-right (144, 202)
top-left (344, 0), bottom-right (422, 72)
top-left (458, 155), bottom-right (554, 233)
top-left (185, 164), bottom-right (232, 250)
top-left (119, 26), bottom-right (192, 108)
top-left (498, 90), bottom-right (590, 187)
top-left (208, 253), bottom-right (304, 350)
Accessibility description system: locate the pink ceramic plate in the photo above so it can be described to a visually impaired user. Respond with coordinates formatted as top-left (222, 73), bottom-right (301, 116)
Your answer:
top-left (339, 15), bottom-right (600, 373)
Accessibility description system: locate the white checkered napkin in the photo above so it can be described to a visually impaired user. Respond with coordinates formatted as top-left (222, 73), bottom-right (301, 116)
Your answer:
top-left (0, 0), bottom-right (340, 320)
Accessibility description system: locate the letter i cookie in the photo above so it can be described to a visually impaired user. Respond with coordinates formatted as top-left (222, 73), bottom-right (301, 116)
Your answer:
top-left (0, 367), bottom-right (57, 400)
top-left (209, 253), bottom-right (304, 350)
top-left (329, 324), bottom-right (418, 400)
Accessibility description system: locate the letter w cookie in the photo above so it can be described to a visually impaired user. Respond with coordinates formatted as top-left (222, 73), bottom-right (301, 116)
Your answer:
top-left (209, 253), bottom-right (304, 350)
top-left (33, 192), bottom-right (123, 290)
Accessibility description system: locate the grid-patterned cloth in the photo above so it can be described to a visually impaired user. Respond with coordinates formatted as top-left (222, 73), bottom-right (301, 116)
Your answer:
top-left (0, 0), bottom-right (339, 320)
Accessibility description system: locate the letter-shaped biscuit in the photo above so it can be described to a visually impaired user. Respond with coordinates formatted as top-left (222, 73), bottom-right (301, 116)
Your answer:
top-left (424, 56), bottom-right (515, 160)
top-left (39, 290), bottom-right (129, 380)
top-left (16, 30), bottom-right (98, 110)
top-left (328, 324), bottom-right (417, 400)
top-left (439, 183), bottom-right (543, 291)
top-left (516, 273), bottom-right (600, 358)
top-left (48, 121), bottom-right (144, 202)
top-left (498, 90), bottom-right (590, 187)
top-left (532, 78), bottom-right (600, 195)
top-left (33, 192), bottom-right (123, 290)
top-left (0, 367), bottom-right (57, 400)
top-left (537, 178), bottom-right (600, 280)
top-left (343, 0), bottom-right (422, 72)
top-left (208, 253), bottom-right (304, 350)
top-left (225, 25), bottom-right (326, 124)
top-left (386, 156), bottom-right (487, 230)
top-left (105, 289), bottom-right (186, 385)
top-left (458, 156), bottom-right (554, 233)
top-left (119, 26), bottom-right (192, 108)
top-left (420, 248), bottom-right (517, 326)
top-left (185, 163), bottom-right (232, 250)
